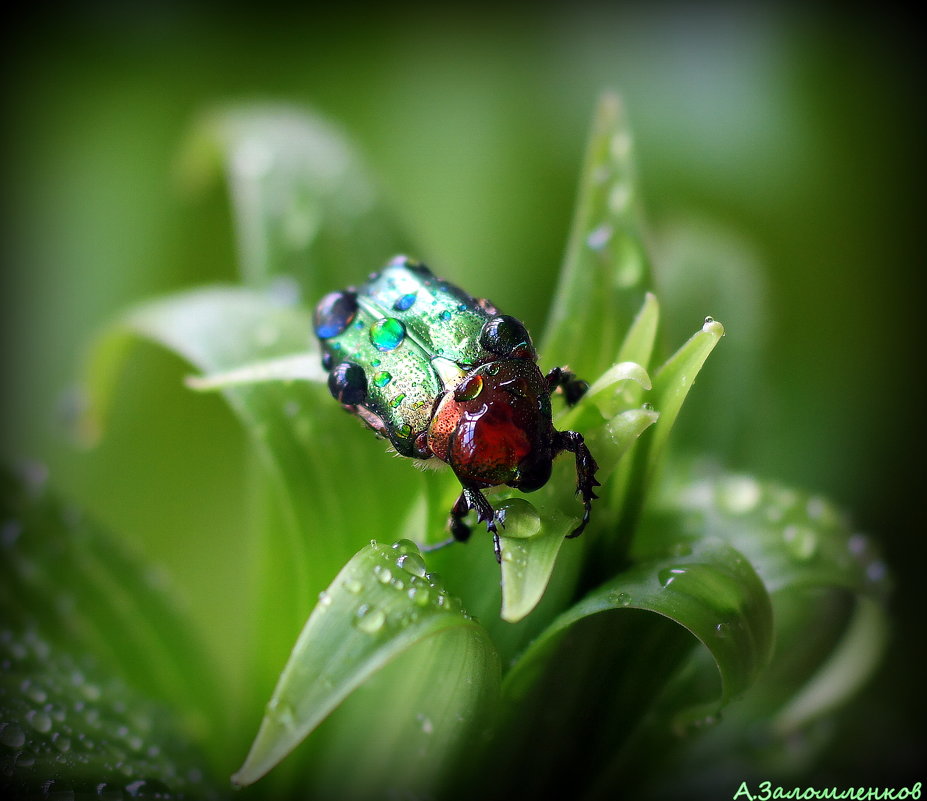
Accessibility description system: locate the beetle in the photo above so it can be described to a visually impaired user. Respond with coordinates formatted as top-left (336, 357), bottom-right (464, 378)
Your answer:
top-left (314, 255), bottom-right (599, 562)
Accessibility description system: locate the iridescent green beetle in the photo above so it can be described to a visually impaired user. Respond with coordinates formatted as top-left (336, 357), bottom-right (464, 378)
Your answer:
top-left (314, 255), bottom-right (600, 562)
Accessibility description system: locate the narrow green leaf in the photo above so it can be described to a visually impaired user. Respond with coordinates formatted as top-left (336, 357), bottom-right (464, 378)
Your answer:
top-left (185, 353), bottom-right (324, 391)
top-left (233, 539), bottom-right (499, 791)
top-left (596, 317), bottom-right (724, 564)
top-left (542, 92), bottom-right (653, 380)
top-left (178, 104), bottom-right (409, 292)
top-left (0, 466), bottom-right (222, 750)
top-left (617, 291), bottom-right (660, 368)
top-left (646, 317), bottom-right (725, 478)
top-left (498, 500), bottom-right (575, 623)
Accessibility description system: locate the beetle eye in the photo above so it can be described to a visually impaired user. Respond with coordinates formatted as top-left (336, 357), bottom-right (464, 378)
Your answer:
top-left (479, 315), bottom-right (536, 360)
top-left (314, 291), bottom-right (358, 339)
top-left (328, 361), bottom-right (367, 405)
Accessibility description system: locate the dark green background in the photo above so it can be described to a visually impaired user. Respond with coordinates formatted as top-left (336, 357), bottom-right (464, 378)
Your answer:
top-left (3, 2), bottom-right (922, 789)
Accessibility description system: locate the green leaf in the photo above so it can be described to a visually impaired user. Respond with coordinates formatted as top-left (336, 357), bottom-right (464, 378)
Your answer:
top-left (498, 499), bottom-right (576, 623)
top-left (0, 465), bottom-right (222, 750)
top-left (177, 104), bottom-right (409, 292)
top-left (233, 539), bottom-right (499, 796)
top-left (541, 92), bottom-right (653, 380)
top-left (0, 626), bottom-right (219, 800)
top-left (79, 286), bottom-right (424, 687)
top-left (636, 470), bottom-right (890, 734)
top-left (600, 317), bottom-right (725, 564)
top-left (477, 539), bottom-right (772, 797)
top-left (646, 317), bottom-right (725, 479)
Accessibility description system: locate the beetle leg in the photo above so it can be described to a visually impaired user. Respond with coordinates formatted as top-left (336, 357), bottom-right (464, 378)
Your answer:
top-left (545, 366), bottom-right (590, 407)
top-left (449, 485), bottom-right (503, 563)
top-left (555, 430), bottom-right (601, 538)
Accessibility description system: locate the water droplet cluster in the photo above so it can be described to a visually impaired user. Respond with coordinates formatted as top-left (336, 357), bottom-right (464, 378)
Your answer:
top-left (671, 474), bottom-right (890, 596)
top-left (324, 540), bottom-right (469, 638)
top-left (0, 628), bottom-right (217, 800)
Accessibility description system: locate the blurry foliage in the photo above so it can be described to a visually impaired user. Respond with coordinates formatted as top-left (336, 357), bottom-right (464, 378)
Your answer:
top-left (1, 3), bottom-right (922, 799)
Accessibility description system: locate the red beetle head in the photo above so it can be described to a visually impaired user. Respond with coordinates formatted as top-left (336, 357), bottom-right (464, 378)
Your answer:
top-left (427, 360), bottom-right (554, 491)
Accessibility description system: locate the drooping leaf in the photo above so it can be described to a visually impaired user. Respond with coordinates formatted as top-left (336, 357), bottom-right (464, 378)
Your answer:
top-left (79, 286), bottom-right (423, 686)
top-left (472, 539), bottom-right (772, 798)
top-left (233, 539), bottom-right (499, 798)
top-left (636, 470), bottom-right (890, 729)
top-left (178, 104), bottom-right (410, 292)
top-left (541, 92), bottom-right (654, 380)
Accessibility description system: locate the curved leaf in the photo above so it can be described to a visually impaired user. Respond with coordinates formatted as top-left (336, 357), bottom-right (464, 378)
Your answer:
top-left (178, 104), bottom-right (409, 292)
top-left (636, 470), bottom-right (890, 731)
top-left (79, 286), bottom-right (423, 685)
top-left (233, 539), bottom-right (499, 794)
top-left (475, 539), bottom-right (772, 798)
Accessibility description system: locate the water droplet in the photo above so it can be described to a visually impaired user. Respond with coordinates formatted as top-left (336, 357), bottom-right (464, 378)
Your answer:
top-left (0, 722), bottom-right (26, 749)
top-left (95, 782), bottom-right (124, 800)
top-left (26, 708), bottom-right (52, 733)
top-left (370, 317), bottom-right (406, 351)
top-left (373, 564), bottom-right (393, 585)
top-left (714, 622), bottom-right (730, 639)
top-left (391, 539), bottom-right (418, 555)
top-left (394, 293), bottom-right (417, 311)
top-left (417, 713), bottom-right (434, 735)
top-left (608, 183), bottom-right (631, 213)
top-left (608, 591), bottom-right (632, 607)
top-left (397, 552), bottom-right (427, 578)
top-left (453, 373), bottom-right (484, 401)
top-left (610, 131), bottom-right (632, 160)
top-left (408, 587), bottom-right (431, 607)
top-left (21, 680), bottom-right (47, 704)
top-left (806, 496), bottom-right (839, 526)
top-left (704, 316), bottom-right (713, 324)
top-left (496, 498), bottom-right (541, 539)
top-left (586, 223), bottom-right (612, 251)
top-left (317, 591), bottom-right (332, 607)
top-left (389, 393), bottom-right (406, 408)
top-left (267, 699), bottom-right (296, 732)
top-left (717, 476), bottom-right (761, 515)
top-left (123, 778), bottom-right (172, 798)
top-left (866, 560), bottom-right (888, 584)
top-left (1, 519), bottom-right (22, 548)
top-left (315, 291), bottom-right (358, 339)
top-left (353, 604), bottom-right (386, 634)
top-left (52, 733), bottom-right (71, 753)
top-left (373, 370), bottom-right (392, 388)
top-left (658, 567), bottom-right (687, 588)
top-left (343, 577), bottom-right (363, 594)
top-left (783, 525), bottom-right (818, 560)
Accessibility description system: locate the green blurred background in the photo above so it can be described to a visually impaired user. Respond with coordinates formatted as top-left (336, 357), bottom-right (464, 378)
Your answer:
top-left (3, 1), bottom-right (922, 789)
